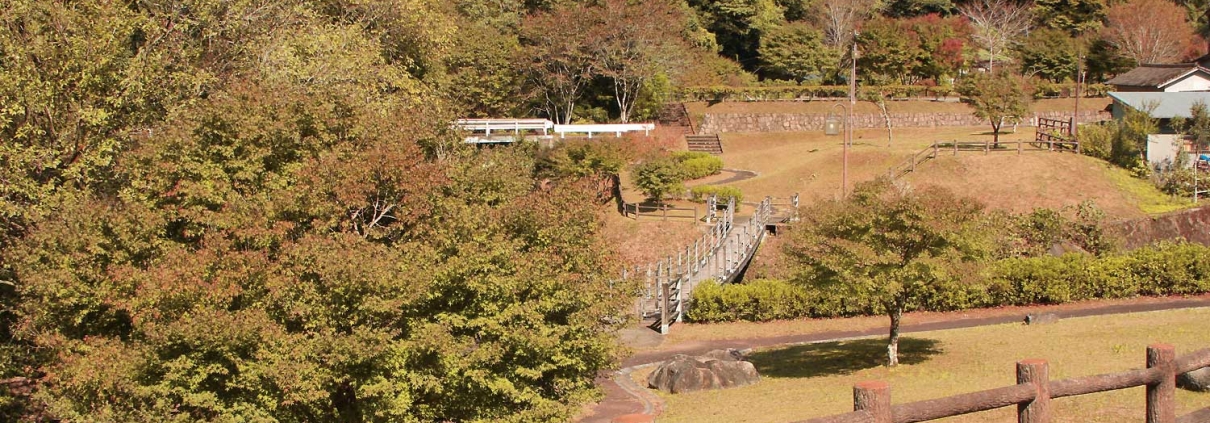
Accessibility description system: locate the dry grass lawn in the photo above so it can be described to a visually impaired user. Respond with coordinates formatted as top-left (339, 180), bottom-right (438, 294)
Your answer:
top-left (647, 307), bottom-right (1210, 423)
top-left (712, 126), bottom-right (1187, 220)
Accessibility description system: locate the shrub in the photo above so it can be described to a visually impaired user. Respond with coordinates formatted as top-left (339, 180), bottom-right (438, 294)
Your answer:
top-left (632, 158), bottom-right (685, 201)
top-left (688, 185), bottom-right (743, 204)
top-left (672, 151), bottom-right (724, 180)
top-left (690, 242), bottom-right (1210, 323)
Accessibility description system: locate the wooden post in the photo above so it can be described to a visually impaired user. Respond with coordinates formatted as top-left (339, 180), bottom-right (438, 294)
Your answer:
top-left (659, 281), bottom-right (670, 335)
top-left (1018, 140), bottom-right (1023, 155)
top-left (933, 142), bottom-right (939, 158)
top-left (1147, 344), bottom-right (1176, 423)
top-left (1017, 359), bottom-right (1051, 423)
top-left (985, 139), bottom-right (990, 154)
top-left (954, 140), bottom-right (958, 156)
top-left (662, 206), bottom-right (667, 221)
top-left (854, 381), bottom-right (892, 423)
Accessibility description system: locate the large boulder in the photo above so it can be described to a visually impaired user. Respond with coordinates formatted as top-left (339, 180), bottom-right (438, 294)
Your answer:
top-left (647, 349), bottom-right (760, 394)
top-left (1178, 367), bottom-right (1210, 392)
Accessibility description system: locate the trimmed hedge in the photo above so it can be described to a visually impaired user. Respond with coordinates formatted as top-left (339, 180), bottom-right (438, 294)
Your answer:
top-left (687, 242), bottom-right (1210, 323)
top-left (689, 185), bottom-right (743, 205)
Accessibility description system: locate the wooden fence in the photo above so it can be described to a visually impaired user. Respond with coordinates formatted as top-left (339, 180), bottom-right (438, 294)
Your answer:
top-left (799, 344), bottom-right (1210, 423)
top-left (623, 203), bottom-right (700, 221)
top-left (887, 139), bottom-right (1081, 180)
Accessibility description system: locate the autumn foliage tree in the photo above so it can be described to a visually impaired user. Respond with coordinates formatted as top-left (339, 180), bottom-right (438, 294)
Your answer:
top-left (1104, 0), bottom-right (1194, 64)
top-left (0, 2), bottom-right (631, 422)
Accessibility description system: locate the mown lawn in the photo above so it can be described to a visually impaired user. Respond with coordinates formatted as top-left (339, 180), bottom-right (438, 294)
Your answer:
top-left (645, 307), bottom-right (1210, 423)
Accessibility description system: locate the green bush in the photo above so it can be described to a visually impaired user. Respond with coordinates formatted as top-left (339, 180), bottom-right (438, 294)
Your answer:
top-left (688, 185), bottom-right (743, 204)
top-left (689, 242), bottom-right (1210, 323)
top-left (672, 151), bottom-right (724, 180)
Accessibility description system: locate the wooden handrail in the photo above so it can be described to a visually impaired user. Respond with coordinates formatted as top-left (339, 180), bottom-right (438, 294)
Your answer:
top-left (1049, 367), bottom-right (1159, 398)
top-left (892, 384), bottom-right (1035, 423)
top-left (800, 344), bottom-right (1209, 423)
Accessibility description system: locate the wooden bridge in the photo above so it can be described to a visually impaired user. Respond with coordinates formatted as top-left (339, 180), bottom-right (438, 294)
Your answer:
top-left (626, 194), bottom-right (798, 334)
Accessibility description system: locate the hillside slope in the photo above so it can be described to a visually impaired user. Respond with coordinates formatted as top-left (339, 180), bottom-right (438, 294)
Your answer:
top-left (902, 153), bottom-right (1188, 219)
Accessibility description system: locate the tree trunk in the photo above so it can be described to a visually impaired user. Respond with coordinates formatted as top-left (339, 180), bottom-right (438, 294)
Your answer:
top-left (876, 96), bottom-right (892, 147)
top-left (991, 118), bottom-right (1002, 149)
top-left (887, 305), bottom-right (903, 367)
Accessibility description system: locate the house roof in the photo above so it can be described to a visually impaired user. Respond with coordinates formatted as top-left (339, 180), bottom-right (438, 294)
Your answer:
top-left (1105, 64), bottom-right (1209, 88)
top-left (1108, 91), bottom-right (1210, 119)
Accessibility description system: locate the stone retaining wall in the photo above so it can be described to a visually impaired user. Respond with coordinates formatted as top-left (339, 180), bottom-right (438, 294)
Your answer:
top-left (1111, 206), bottom-right (1210, 250)
top-left (697, 110), bottom-right (1111, 134)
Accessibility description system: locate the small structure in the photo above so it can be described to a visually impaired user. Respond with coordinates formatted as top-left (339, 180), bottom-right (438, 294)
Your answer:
top-left (1106, 64), bottom-right (1210, 93)
top-left (1109, 92), bottom-right (1210, 168)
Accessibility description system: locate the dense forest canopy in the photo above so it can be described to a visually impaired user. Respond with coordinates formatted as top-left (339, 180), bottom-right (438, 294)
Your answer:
top-left (1, 0), bottom-right (1209, 421)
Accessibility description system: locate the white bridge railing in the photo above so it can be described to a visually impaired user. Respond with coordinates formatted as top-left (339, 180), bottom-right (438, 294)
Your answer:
top-left (453, 118), bottom-right (654, 143)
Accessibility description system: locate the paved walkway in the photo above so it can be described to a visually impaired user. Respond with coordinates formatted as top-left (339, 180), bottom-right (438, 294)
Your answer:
top-left (576, 294), bottom-right (1210, 423)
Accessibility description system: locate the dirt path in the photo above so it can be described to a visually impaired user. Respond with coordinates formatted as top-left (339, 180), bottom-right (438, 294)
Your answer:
top-left (575, 294), bottom-right (1210, 423)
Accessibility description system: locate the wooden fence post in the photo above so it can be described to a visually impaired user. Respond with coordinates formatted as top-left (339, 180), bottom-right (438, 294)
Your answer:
top-left (933, 142), bottom-right (939, 158)
top-left (1018, 140), bottom-right (1023, 155)
top-left (954, 140), bottom-right (958, 156)
top-left (659, 281), bottom-right (670, 335)
top-left (1017, 359), bottom-right (1051, 423)
top-left (1147, 344), bottom-right (1176, 423)
top-left (985, 140), bottom-right (990, 154)
top-left (854, 381), bottom-right (892, 423)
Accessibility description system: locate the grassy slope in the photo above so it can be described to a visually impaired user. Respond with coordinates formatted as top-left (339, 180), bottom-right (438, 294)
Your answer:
top-left (901, 153), bottom-right (1187, 220)
top-left (713, 127), bottom-right (1187, 220)
top-left (648, 307), bottom-right (1210, 423)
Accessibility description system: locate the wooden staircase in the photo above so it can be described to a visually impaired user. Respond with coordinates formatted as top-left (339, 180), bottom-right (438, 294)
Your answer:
top-left (686, 134), bottom-right (723, 155)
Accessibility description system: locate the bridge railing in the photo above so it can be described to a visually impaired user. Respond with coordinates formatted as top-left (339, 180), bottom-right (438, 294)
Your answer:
top-left (629, 196), bottom-right (776, 334)
top-left (798, 344), bottom-right (1210, 423)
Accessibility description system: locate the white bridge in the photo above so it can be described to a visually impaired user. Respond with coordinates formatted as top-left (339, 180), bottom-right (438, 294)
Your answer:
top-left (454, 118), bottom-right (654, 144)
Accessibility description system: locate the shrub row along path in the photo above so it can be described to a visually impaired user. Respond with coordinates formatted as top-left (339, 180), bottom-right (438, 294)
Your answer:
top-left (576, 294), bottom-right (1210, 423)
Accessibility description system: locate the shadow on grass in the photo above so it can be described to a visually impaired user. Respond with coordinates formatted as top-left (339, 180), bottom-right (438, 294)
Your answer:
top-left (748, 337), bottom-right (942, 379)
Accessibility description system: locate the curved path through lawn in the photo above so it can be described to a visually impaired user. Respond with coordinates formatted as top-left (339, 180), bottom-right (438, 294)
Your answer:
top-left (576, 294), bottom-right (1210, 423)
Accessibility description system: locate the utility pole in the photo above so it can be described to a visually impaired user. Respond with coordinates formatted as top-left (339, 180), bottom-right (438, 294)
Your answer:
top-left (844, 31), bottom-right (857, 198)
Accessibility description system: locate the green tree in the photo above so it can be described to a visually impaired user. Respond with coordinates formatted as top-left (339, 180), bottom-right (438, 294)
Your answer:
top-left (958, 72), bottom-right (1033, 148)
top-left (1031, 0), bottom-right (1107, 34)
top-left (759, 22), bottom-right (838, 82)
top-left (687, 0), bottom-right (786, 70)
top-left (856, 18), bottom-right (925, 84)
top-left (632, 158), bottom-right (686, 202)
top-left (1017, 29), bottom-right (1079, 82)
top-left (785, 179), bottom-right (987, 366)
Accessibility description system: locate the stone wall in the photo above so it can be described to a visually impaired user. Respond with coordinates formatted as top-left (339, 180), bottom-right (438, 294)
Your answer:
top-left (1111, 206), bottom-right (1210, 250)
top-left (697, 110), bottom-right (1111, 134)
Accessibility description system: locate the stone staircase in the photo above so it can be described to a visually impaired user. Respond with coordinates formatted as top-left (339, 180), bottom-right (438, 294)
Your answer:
top-left (686, 134), bottom-right (723, 155)
top-left (657, 103), bottom-right (695, 135)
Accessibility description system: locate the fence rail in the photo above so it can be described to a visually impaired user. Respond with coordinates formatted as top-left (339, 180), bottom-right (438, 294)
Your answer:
top-left (799, 344), bottom-right (1210, 423)
top-left (622, 203), bottom-right (700, 221)
top-left (887, 139), bottom-right (1081, 180)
